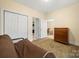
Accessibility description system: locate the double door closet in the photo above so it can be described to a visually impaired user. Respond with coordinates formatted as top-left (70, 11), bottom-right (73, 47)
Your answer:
top-left (32, 18), bottom-right (47, 40)
top-left (4, 10), bottom-right (28, 39)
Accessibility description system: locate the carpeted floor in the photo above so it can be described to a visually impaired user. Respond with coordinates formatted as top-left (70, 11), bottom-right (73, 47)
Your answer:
top-left (32, 38), bottom-right (79, 58)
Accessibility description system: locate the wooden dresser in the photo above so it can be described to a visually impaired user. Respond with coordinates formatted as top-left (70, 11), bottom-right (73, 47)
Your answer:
top-left (54, 28), bottom-right (69, 44)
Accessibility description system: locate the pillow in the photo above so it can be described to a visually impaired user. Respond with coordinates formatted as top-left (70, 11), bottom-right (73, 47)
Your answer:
top-left (0, 34), bottom-right (18, 58)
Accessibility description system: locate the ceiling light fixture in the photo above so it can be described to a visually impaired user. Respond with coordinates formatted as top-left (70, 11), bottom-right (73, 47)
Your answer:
top-left (44, 0), bottom-right (49, 2)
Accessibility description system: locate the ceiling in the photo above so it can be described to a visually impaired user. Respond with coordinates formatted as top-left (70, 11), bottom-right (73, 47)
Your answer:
top-left (14, 0), bottom-right (79, 13)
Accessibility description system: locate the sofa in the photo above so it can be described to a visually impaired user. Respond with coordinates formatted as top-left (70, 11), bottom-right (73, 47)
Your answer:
top-left (0, 34), bottom-right (55, 58)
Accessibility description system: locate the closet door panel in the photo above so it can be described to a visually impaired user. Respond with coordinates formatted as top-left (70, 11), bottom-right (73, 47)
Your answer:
top-left (34, 19), bottom-right (41, 39)
top-left (41, 19), bottom-right (47, 38)
top-left (4, 11), bottom-right (18, 39)
top-left (18, 15), bottom-right (27, 38)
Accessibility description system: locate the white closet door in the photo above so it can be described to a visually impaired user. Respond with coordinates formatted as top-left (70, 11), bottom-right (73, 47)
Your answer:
top-left (40, 19), bottom-right (47, 38)
top-left (33, 18), bottom-right (41, 39)
top-left (4, 11), bottom-right (18, 39)
top-left (4, 11), bottom-right (28, 39)
top-left (18, 15), bottom-right (27, 38)
top-left (34, 19), bottom-right (39, 39)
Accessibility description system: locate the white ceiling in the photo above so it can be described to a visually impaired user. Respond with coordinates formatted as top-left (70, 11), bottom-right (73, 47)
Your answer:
top-left (14, 0), bottom-right (79, 13)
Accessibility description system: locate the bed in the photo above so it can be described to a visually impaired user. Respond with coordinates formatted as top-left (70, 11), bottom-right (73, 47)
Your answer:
top-left (0, 34), bottom-right (55, 58)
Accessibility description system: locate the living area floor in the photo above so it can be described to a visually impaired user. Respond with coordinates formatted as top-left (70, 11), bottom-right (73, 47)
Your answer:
top-left (32, 38), bottom-right (79, 58)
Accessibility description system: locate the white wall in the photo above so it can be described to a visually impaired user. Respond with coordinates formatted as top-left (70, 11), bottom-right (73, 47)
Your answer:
top-left (0, 0), bottom-right (45, 41)
top-left (47, 3), bottom-right (79, 46)
top-left (0, 9), bottom-right (1, 34)
top-left (0, 0), bottom-right (45, 18)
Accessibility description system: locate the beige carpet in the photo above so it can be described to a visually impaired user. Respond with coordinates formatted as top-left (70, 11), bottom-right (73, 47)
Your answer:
top-left (32, 38), bottom-right (79, 58)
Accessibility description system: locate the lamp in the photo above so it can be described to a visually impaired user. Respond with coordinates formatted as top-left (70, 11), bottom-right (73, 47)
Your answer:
top-left (43, 0), bottom-right (49, 2)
